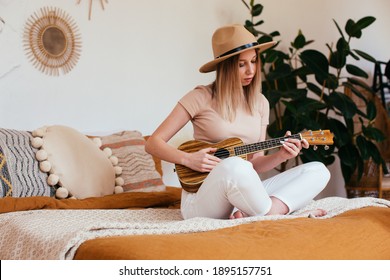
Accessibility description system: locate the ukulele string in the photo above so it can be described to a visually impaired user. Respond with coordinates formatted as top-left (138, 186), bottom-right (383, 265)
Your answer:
top-left (234, 134), bottom-right (300, 156)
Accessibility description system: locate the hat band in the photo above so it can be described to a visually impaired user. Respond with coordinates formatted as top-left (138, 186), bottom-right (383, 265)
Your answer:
top-left (216, 42), bottom-right (259, 59)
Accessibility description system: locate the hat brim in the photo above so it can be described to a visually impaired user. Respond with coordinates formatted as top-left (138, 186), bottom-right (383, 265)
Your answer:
top-left (199, 41), bottom-right (277, 73)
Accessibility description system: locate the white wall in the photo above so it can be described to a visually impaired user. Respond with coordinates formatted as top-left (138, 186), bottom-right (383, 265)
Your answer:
top-left (1, 0), bottom-right (389, 196)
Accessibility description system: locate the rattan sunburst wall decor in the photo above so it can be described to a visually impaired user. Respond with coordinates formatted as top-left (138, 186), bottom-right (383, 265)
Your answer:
top-left (23, 7), bottom-right (82, 76)
top-left (77, 0), bottom-right (108, 20)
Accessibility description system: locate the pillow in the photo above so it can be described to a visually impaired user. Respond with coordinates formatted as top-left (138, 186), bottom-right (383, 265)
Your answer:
top-left (98, 130), bottom-right (166, 192)
top-left (32, 125), bottom-right (116, 199)
top-left (0, 128), bottom-right (54, 198)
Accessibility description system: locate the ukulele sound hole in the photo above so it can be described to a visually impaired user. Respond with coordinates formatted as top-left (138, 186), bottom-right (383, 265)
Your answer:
top-left (214, 148), bottom-right (230, 159)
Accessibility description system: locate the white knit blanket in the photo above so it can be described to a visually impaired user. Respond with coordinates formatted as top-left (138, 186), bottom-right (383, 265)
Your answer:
top-left (0, 196), bottom-right (389, 260)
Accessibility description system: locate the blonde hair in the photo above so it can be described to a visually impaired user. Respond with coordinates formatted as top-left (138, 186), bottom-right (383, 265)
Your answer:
top-left (211, 51), bottom-right (262, 122)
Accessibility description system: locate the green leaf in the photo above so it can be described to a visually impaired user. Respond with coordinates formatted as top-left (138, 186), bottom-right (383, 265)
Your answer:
top-left (336, 37), bottom-right (349, 54)
top-left (328, 118), bottom-right (350, 146)
top-left (356, 135), bottom-right (369, 160)
top-left (348, 50), bottom-right (360, 60)
top-left (269, 31), bottom-right (281, 37)
top-left (251, 3), bottom-right (263, 17)
top-left (338, 144), bottom-right (359, 168)
top-left (293, 66), bottom-right (310, 82)
top-left (366, 100), bottom-right (376, 120)
top-left (281, 100), bottom-right (298, 114)
top-left (344, 17), bottom-right (374, 38)
top-left (263, 89), bottom-right (282, 108)
top-left (267, 63), bottom-right (292, 80)
top-left (304, 40), bottom-right (315, 47)
top-left (295, 116), bottom-right (323, 131)
top-left (366, 141), bottom-right (382, 163)
top-left (306, 82), bottom-right (323, 96)
top-left (345, 19), bottom-right (359, 38)
top-left (383, 159), bottom-right (389, 174)
top-left (356, 108), bottom-right (368, 119)
top-left (300, 50), bottom-right (329, 82)
top-left (343, 82), bottom-right (369, 102)
top-left (362, 126), bottom-right (386, 142)
top-left (346, 78), bottom-right (375, 93)
top-left (323, 73), bottom-right (339, 90)
top-left (329, 51), bottom-right (347, 69)
top-left (356, 157), bottom-right (364, 181)
top-left (355, 16), bottom-right (376, 31)
top-left (353, 49), bottom-right (377, 63)
top-left (328, 91), bottom-right (357, 119)
top-left (242, 0), bottom-right (250, 10)
top-left (346, 64), bottom-right (369, 78)
top-left (254, 19), bottom-right (264, 26)
top-left (245, 20), bottom-right (254, 27)
top-left (344, 117), bottom-right (355, 134)
top-left (258, 35), bottom-right (275, 43)
top-left (293, 33), bottom-right (306, 49)
top-left (280, 89), bottom-right (307, 100)
top-left (339, 143), bottom-right (363, 182)
top-left (264, 50), bottom-right (279, 63)
top-left (340, 162), bottom-right (353, 183)
top-left (333, 19), bottom-right (345, 40)
top-left (296, 98), bottom-right (327, 112)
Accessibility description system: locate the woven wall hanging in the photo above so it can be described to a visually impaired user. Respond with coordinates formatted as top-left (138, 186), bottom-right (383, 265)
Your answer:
top-left (23, 7), bottom-right (82, 76)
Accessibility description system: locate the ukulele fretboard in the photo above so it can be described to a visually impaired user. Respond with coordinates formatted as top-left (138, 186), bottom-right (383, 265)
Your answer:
top-left (234, 134), bottom-right (301, 156)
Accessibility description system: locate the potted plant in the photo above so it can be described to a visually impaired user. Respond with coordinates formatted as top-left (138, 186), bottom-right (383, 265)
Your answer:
top-left (241, 0), bottom-right (388, 195)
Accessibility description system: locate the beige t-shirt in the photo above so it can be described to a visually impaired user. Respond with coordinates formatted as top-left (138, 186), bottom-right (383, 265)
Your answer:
top-left (179, 85), bottom-right (269, 144)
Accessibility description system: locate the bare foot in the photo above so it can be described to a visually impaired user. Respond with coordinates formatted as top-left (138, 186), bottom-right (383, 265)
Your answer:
top-left (301, 209), bottom-right (327, 218)
top-left (229, 210), bottom-right (249, 219)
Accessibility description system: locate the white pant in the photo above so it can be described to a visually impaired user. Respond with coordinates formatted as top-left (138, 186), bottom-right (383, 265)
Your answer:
top-left (181, 157), bottom-right (330, 219)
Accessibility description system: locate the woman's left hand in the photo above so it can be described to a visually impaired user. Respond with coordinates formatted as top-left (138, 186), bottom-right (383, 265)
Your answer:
top-left (278, 131), bottom-right (309, 161)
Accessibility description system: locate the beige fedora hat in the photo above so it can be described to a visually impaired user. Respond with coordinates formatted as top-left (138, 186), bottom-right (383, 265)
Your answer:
top-left (199, 24), bottom-right (276, 73)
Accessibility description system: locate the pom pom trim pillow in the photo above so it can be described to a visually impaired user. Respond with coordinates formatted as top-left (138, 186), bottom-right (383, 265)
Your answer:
top-left (32, 125), bottom-right (116, 199)
top-left (99, 130), bottom-right (166, 192)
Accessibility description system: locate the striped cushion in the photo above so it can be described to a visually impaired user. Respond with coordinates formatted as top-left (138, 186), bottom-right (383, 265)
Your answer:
top-left (100, 131), bottom-right (165, 192)
top-left (0, 128), bottom-right (54, 197)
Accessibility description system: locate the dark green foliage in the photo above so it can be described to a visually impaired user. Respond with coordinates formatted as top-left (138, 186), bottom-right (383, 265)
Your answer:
top-left (241, 1), bottom-right (387, 183)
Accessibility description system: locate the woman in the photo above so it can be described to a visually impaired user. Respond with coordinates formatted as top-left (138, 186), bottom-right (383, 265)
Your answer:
top-left (145, 24), bottom-right (330, 219)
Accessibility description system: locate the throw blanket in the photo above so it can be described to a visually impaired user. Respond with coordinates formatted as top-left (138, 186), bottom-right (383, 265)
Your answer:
top-left (0, 196), bottom-right (389, 260)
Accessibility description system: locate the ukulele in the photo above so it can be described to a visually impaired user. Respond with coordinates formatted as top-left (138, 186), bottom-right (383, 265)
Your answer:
top-left (175, 130), bottom-right (333, 193)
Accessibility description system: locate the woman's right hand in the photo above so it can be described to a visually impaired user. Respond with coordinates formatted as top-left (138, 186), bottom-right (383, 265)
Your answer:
top-left (183, 147), bottom-right (221, 172)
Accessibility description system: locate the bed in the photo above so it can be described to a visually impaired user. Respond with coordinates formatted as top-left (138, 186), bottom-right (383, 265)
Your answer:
top-left (1, 127), bottom-right (389, 260)
top-left (0, 186), bottom-right (389, 260)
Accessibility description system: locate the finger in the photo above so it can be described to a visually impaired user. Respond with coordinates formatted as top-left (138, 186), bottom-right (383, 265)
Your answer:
top-left (285, 131), bottom-right (291, 136)
top-left (199, 147), bottom-right (216, 154)
top-left (206, 156), bottom-right (220, 164)
top-left (301, 139), bottom-right (309, 149)
top-left (281, 142), bottom-right (299, 155)
top-left (205, 153), bottom-right (221, 163)
top-left (286, 138), bottom-right (302, 150)
top-left (200, 162), bottom-right (218, 172)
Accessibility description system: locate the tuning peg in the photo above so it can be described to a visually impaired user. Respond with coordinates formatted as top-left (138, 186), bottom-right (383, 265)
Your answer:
top-left (313, 145), bottom-right (318, 151)
top-left (324, 145), bottom-right (329, 150)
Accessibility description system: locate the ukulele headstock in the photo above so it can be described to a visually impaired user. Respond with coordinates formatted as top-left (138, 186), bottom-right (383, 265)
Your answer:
top-left (301, 130), bottom-right (334, 150)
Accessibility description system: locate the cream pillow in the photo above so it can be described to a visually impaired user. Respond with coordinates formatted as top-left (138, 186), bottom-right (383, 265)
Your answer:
top-left (31, 125), bottom-right (116, 199)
